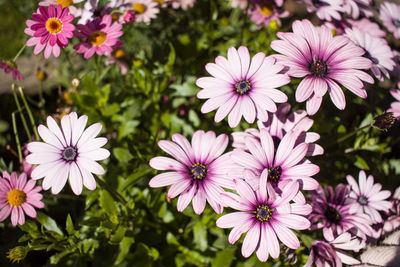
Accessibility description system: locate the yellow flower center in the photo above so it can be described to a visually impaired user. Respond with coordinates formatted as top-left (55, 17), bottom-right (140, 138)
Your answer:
top-left (133, 3), bottom-right (147, 14)
top-left (88, 31), bottom-right (107, 46)
top-left (259, 3), bottom-right (274, 17)
top-left (46, 18), bottom-right (63, 34)
top-left (112, 13), bottom-right (119, 21)
top-left (153, 0), bottom-right (164, 3)
top-left (56, 0), bottom-right (73, 8)
top-left (7, 189), bottom-right (26, 207)
top-left (114, 49), bottom-right (125, 59)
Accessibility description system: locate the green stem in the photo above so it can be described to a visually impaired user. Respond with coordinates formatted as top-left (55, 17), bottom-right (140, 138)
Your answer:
top-left (95, 176), bottom-right (127, 204)
top-left (328, 124), bottom-right (372, 148)
top-left (12, 112), bottom-right (23, 164)
top-left (12, 84), bottom-right (32, 142)
top-left (18, 87), bottom-right (40, 141)
top-left (13, 44), bottom-right (26, 62)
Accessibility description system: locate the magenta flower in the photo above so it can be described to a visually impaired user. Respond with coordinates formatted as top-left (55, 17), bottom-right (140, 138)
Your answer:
top-left (217, 177), bottom-right (310, 262)
top-left (26, 112), bottom-right (110, 195)
top-left (74, 15), bottom-right (123, 59)
top-left (24, 5), bottom-right (75, 59)
top-left (149, 130), bottom-right (234, 214)
top-left (271, 19), bottom-right (373, 115)
top-left (39, 0), bottom-right (84, 16)
top-left (348, 18), bottom-right (386, 38)
top-left (301, 0), bottom-right (344, 21)
top-left (309, 184), bottom-right (374, 241)
top-left (0, 60), bottom-right (23, 81)
top-left (387, 82), bottom-right (400, 119)
top-left (196, 46), bottom-right (290, 128)
top-left (231, 128), bottom-right (320, 192)
top-left (379, 1), bottom-right (400, 39)
top-left (346, 170), bottom-right (392, 223)
top-left (248, 0), bottom-right (289, 29)
top-left (0, 172), bottom-right (44, 226)
top-left (345, 28), bottom-right (395, 81)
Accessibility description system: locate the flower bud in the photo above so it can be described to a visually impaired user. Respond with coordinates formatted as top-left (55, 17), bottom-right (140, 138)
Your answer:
top-left (373, 112), bottom-right (396, 130)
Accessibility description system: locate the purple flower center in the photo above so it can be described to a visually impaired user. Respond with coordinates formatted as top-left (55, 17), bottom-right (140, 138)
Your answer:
top-left (256, 204), bottom-right (274, 222)
top-left (234, 79), bottom-right (251, 95)
top-left (310, 59), bottom-right (328, 77)
top-left (324, 206), bottom-right (341, 223)
top-left (358, 195), bottom-right (368, 205)
top-left (190, 163), bottom-right (207, 180)
top-left (62, 147), bottom-right (77, 161)
top-left (393, 19), bottom-right (400, 27)
top-left (268, 166), bottom-right (282, 184)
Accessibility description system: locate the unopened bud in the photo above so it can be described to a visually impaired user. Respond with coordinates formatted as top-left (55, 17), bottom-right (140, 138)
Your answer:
top-left (72, 78), bottom-right (80, 88)
top-left (373, 112), bottom-right (396, 130)
top-left (7, 246), bottom-right (28, 263)
top-left (36, 67), bottom-right (47, 81)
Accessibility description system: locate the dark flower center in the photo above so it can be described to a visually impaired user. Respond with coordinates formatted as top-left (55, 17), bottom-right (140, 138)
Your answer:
top-left (311, 0), bottom-right (328, 8)
top-left (234, 79), bottom-right (251, 95)
top-left (310, 59), bottom-right (328, 77)
top-left (62, 146), bottom-right (77, 161)
top-left (324, 206), bottom-right (341, 223)
top-left (393, 19), bottom-right (400, 27)
top-left (358, 195), bottom-right (368, 205)
top-left (363, 50), bottom-right (379, 64)
top-left (190, 163), bottom-right (207, 180)
top-left (256, 204), bottom-right (274, 222)
top-left (268, 166), bottom-right (282, 184)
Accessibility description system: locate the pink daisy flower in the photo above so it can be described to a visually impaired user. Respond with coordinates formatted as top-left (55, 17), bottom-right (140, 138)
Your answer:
top-left (74, 15), bottom-right (123, 59)
top-left (39, 0), bottom-right (84, 16)
top-left (387, 82), bottom-right (400, 119)
top-left (170, 0), bottom-right (196, 10)
top-left (345, 28), bottom-right (396, 81)
top-left (249, 0), bottom-right (289, 29)
top-left (196, 46), bottom-right (290, 128)
top-left (348, 18), bottom-right (386, 38)
top-left (216, 177), bottom-right (310, 262)
top-left (122, 0), bottom-right (159, 24)
top-left (382, 186), bottom-right (400, 234)
top-left (105, 46), bottom-right (129, 75)
top-left (300, 0), bottom-right (344, 21)
top-left (25, 5), bottom-right (75, 59)
top-left (149, 130), bottom-right (234, 214)
top-left (379, 1), bottom-right (400, 39)
top-left (0, 60), bottom-right (23, 81)
top-left (346, 170), bottom-right (392, 223)
top-left (0, 172), bottom-right (44, 226)
top-left (342, 0), bottom-right (373, 19)
top-left (231, 128), bottom-right (320, 192)
top-left (26, 112), bottom-right (110, 195)
top-left (271, 19), bottom-right (373, 115)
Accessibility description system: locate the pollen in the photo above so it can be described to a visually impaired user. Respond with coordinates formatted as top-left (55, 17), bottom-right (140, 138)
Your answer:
top-left (133, 3), bottom-right (147, 14)
top-left (255, 204), bottom-right (274, 222)
top-left (190, 162), bottom-right (207, 180)
top-left (45, 18), bottom-right (63, 34)
top-left (89, 31), bottom-right (107, 46)
top-left (268, 166), bottom-right (282, 184)
top-left (7, 189), bottom-right (26, 207)
top-left (234, 79), bottom-right (251, 95)
top-left (310, 59), bottom-right (328, 77)
top-left (259, 3), bottom-right (274, 17)
top-left (56, 0), bottom-right (73, 8)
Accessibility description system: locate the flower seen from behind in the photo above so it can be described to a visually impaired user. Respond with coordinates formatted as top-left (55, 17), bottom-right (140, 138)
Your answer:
top-left (0, 60), bottom-right (23, 81)
top-left (26, 112), bottom-right (110, 195)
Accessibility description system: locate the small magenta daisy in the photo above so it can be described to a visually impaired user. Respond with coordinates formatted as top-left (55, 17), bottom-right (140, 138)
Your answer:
top-left (271, 19), bottom-right (373, 115)
top-left (217, 177), bottom-right (310, 262)
top-left (149, 130), bottom-right (234, 214)
top-left (24, 5), bottom-right (75, 59)
top-left (26, 112), bottom-right (110, 195)
top-left (196, 46), bottom-right (290, 128)
top-left (74, 15), bottom-right (123, 59)
top-left (0, 172), bottom-right (44, 226)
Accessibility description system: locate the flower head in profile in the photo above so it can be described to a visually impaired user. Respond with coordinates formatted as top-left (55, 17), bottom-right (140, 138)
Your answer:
top-left (149, 130), bottom-right (234, 214)
top-left (217, 177), bottom-right (310, 262)
top-left (379, 1), bottom-right (400, 39)
top-left (25, 5), bottom-right (75, 59)
top-left (346, 170), bottom-right (392, 223)
top-left (26, 112), bottom-right (110, 195)
top-left (0, 60), bottom-right (23, 81)
top-left (387, 83), bottom-right (400, 119)
top-left (249, 0), bottom-right (289, 29)
top-left (196, 46), bottom-right (289, 128)
top-left (74, 15), bottom-right (123, 59)
top-left (0, 172), bottom-right (44, 226)
top-left (271, 19), bottom-right (373, 115)
top-left (122, 0), bottom-right (159, 24)
top-left (345, 28), bottom-right (395, 81)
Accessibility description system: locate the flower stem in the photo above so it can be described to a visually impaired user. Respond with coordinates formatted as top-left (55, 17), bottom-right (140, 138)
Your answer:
top-left (12, 44), bottom-right (26, 62)
top-left (18, 87), bottom-right (40, 141)
top-left (329, 124), bottom-right (372, 148)
top-left (12, 84), bottom-right (32, 142)
top-left (95, 176), bottom-right (127, 204)
top-left (11, 112), bottom-right (23, 164)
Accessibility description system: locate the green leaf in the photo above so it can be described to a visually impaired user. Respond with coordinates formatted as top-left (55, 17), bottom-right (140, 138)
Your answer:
top-left (212, 247), bottom-right (236, 267)
top-left (119, 166), bottom-right (152, 191)
top-left (100, 190), bottom-right (118, 221)
top-left (115, 236), bottom-right (135, 265)
top-left (110, 226), bottom-right (127, 245)
top-left (113, 147), bottom-right (134, 163)
top-left (66, 214), bottom-right (75, 235)
top-left (193, 221), bottom-right (208, 252)
top-left (36, 212), bottom-right (64, 236)
top-left (50, 250), bottom-right (72, 265)
top-left (354, 155), bottom-right (370, 170)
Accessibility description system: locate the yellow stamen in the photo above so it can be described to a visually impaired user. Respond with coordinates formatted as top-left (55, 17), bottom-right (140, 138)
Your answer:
top-left (88, 31), bottom-right (107, 46)
top-left (259, 3), bottom-right (274, 17)
top-left (133, 3), bottom-right (147, 14)
top-left (114, 49), bottom-right (125, 59)
top-left (46, 18), bottom-right (63, 34)
top-left (153, 0), bottom-right (164, 3)
top-left (7, 189), bottom-right (26, 207)
top-left (56, 0), bottom-right (73, 8)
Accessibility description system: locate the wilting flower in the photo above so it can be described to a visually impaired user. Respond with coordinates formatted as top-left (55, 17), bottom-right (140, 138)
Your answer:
top-left (123, 0), bottom-right (159, 24)
top-left (0, 172), bottom-right (44, 226)
top-left (309, 184), bottom-right (374, 241)
top-left (379, 1), bottom-right (400, 39)
top-left (196, 46), bottom-right (290, 128)
top-left (74, 15), bottom-right (123, 59)
top-left (105, 46), bottom-right (129, 75)
top-left (26, 112), bottom-right (110, 195)
top-left (271, 19), bottom-right (373, 115)
top-left (305, 232), bottom-right (364, 267)
top-left (25, 5), bottom-right (75, 59)
top-left (388, 83), bottom-right (400, 119)
top-left (217, 177), bottom-right (310, 262)
top-left (249, 0), bottom-right (289, 29)
top-left (0, 60), bottom-right (23, 81)
top-left (300, 0), bottom-right (344, 21)
top-left (231, 128), bottom-right (320, 192)
top-left (345, 28), bottom-right (395, 81)
top-left (149, 130), bottom-right (234, 214)
top-left (342, 0), bottom-right (373, 19)
top-left (39, 0), bottom-right (84, 16)
top-left (346, 171), bottom-right (392, 223)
